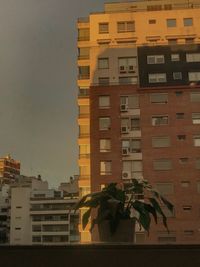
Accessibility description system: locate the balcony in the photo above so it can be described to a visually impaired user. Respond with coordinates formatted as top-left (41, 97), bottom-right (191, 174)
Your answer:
top-left (78, 74), bottom-right (90, 80)
top-left (79, 154), bottom-right (90, 159)
top-left (0, 244), bottom-right (200, 267)
top-left (77, 17), bottom-right (89, 23)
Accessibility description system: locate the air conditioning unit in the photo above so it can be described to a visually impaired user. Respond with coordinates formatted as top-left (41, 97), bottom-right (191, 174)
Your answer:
top-left (121, 126), bottom-right (129, 134)
top-left (120, 104), bottom-right (128, 112)
top-left (122, 171), bottom-right (131, 180)
top-left (122, 147), bottom-right (129, 156)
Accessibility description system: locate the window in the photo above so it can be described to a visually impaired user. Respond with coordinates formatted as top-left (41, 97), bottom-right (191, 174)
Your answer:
top-left (16, 206), bottom-right (22, 209)
top-left (157, 231), bottom-right (176, 243)
top-left (79, 105), bottom-right (89, 115)
top-left (181, 181), bottom-right (190, 188)
top-left (32, 236), bottom-right (41, 242)
top-left (117, 21), bottom-right (135, 32)
top-left (147, 5), bottom-right (162, 11)
top-left (99, 117), bottom-right (110, 130)
top-left (184, 18), bottom-right (193, 26)
top-left (100, 161), bottom-right (111, 175)
top-left (147, 55), bottom-right (165, 64)
top-left (192, 113), bottom-right (200, 124)
top-left (130, 117), bottom-right (140, 130)
top-left (98, 77), bottom-right (109, 85)
top-left (152, 136), bottom-right (170, 148)
top-left (168, 39), bottom-right (177, 45)
top-left (148, 73), bottom-right (166, 83)
top-left (99, 23), bottom-right (109, 34)
top-left (175, 91), bottom-right (183, 96)
top-left (191, 92), bottom-right (200, 102)
top-left (176, 112), bottom-right (184, 119)
top-left (78, 47), bottom-right (90, 60)
top-left (179, 158), bottom-right (188, 164)
top-left (186, 53), bottom-right (200, 62)
top-left (150, 93), bottom-right (168, 104)
top-left (183, 205), bottom-right (192, 211)
top-left (119, 76), bottom-right (137, 85)
top-left (164, 4), bottom-right (172, 10)
top-left (196, 158), bottom-right (200, 169)
top-left (78, 28), bottom-right (90, 41)
top-left (79, 125), bottom-right (89, 136)
top-left (15, 227), bottom-right (21, 230)
top-left (100, 139), bottom-right (111, 152)
top-left (120, 95), bottom-right (139, 110)
top-left (121, 117), bottom-right (140, 132)
top-left (189, 72), bottom-right (200, 82)
top-left (193, 135), bottom-right (200, 147)
top-left (122, 139), bottom-right (141, 153)
top-left (99, 96), bottom-right (110, 108)
top-left (118, 57), bottom-right (137, 73)
top-left (155, 183), bottom-right (174, 195)
top-left (184, 230), bottom-right (194, 236)
top-left (149, 19), bottom-right (156, 24)
top-left (79, 144), bottom-right (90, 156)
top-left (167, 19), bottom-right (176, 27)
top-left (177, 135), bottom-right (186, 140)
top-left (32, 225), bottom-right (42, 232)
top-left (173, 72), bottom-right (182, 80)
top-left (153, 159), bottom-right (172, 170)
top-left (79, 87), bottom-right (89, 97)
top-left (185, 38), bottom-right (194, 44)
top-left (152, 115), bottom-right (168, 126)
top-left (98, 58), bottom-right (109, 69)
top-left (171, 54), bottom-right (180, 61)
top-left (78, 66), bottom-right (90, 79)
top-left (122, 160), bottom-right (143, 178)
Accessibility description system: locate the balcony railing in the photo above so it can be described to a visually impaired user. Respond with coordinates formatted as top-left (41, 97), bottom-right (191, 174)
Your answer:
top-left (78, 114), bottom-right (89, 119)
top-left (78, 74), bottom-right (90, 80)
top-left (77, 17), bottom-right (89, 23)
top-left (79, 154), bottom-right (90, 159)
top-left (79, 175), bottom-right (90, 180)
top-left (78, 37), bottom-right (90, 41)
top-left (78, 55), bottom-right (90, 60)
top-left (79, 133), bottom-right (90, 138)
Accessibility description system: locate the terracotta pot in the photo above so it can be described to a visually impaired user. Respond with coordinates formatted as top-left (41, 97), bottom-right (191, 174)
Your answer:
top-left (98, 219), bottom-right (135, 243)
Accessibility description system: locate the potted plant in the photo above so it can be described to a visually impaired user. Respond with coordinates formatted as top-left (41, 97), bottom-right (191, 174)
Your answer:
top-left (75, 179), bottom-right (173, 242)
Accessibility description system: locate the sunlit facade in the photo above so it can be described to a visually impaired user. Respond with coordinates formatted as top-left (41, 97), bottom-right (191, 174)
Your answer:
top-left (77, 0), bottom-right (200, 243)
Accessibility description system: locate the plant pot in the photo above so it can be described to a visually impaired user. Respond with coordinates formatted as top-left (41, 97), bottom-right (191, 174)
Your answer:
top-left (98, 219), bottom-right (135, 243)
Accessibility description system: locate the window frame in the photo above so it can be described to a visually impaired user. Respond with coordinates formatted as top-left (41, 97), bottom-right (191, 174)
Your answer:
top-left (99, 22), bottom-right (109, 34)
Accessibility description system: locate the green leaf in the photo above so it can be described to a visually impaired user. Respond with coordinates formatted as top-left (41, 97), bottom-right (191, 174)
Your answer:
top-left (132, 201), bottom-right (151, 232)
top-left (160, 195), bottom-right (174, 212)
top-left (143, 203), bottom-right (158, 224)
top-left (82, 208), bottom-right (91, 230)
top-left (149, 198), bottom-right (168, 230)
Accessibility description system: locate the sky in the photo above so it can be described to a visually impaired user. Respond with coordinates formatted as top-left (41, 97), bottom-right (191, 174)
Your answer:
top-left (0, 0), bottom-right (117, 188)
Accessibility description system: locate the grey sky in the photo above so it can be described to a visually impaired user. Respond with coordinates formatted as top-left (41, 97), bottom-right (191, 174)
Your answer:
top-left (0, 0), bottom-right (116, 187)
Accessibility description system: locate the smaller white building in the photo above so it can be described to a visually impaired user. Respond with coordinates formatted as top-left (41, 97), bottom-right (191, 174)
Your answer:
top-left (0, 184), bottom-right (9, 244)
top-left (9, 176), bottom-right (79, 245)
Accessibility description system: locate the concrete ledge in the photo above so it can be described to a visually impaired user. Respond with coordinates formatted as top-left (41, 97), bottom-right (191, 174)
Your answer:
top-left (0, 244), bottom-right (200, 267)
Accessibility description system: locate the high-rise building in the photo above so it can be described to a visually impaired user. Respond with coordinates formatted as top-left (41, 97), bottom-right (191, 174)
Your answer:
top-left (0, 155), bottom-right (20, 184)
top-left (77, 0), bottom-right (200, 243)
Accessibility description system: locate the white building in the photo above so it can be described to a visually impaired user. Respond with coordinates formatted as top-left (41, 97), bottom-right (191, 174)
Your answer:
top-left (9, 176), bottom-right (79, 245)
top-left (0, 184), bottom-right (9, 244)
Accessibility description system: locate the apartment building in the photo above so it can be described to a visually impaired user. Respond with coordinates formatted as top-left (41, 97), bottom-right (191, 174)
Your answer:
top-left (0, 184), bottom-right (9, 244)
top-left (9, 176), bottom-right (79, 245)
top-left (0, 155), bottom-right (20, 184)
top-left (77, 0), bottom-right (200, 243)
